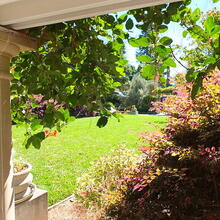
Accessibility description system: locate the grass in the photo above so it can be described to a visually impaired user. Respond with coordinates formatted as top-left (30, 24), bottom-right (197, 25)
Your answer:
top-left (12, 115), bottom-right (167, 206)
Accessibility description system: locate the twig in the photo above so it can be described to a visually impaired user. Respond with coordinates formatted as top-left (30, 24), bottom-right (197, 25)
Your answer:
top-left (169, 46), bottom-right (190, 70)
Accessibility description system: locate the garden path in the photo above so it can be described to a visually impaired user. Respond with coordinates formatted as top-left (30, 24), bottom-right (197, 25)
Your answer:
top-left (48, 196), bottom-right (100, 220)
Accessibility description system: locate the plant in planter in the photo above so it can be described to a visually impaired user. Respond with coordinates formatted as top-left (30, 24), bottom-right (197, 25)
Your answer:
top-left (13, 159), bottom-right (35, 204)
top-left (129, 105), bottom-right (138, 115)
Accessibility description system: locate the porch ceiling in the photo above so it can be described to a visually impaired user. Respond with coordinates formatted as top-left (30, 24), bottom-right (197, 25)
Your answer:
top-left (0, 0), bottom-right (181, 30)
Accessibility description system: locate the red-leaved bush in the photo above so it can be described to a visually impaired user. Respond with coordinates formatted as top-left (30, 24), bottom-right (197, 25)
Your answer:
top-left (103, 69), bottom-right (220, 220)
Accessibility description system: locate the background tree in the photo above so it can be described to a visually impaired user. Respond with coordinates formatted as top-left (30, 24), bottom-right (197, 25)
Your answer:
top-left (179, 9), bottom-right (220, 72)
top-left (127, 0), bottom-right (219, 98)
top-left (125, 74), bottom-right (158, 113)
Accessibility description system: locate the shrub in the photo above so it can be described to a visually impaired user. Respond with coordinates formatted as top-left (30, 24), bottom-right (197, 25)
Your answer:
top-left (106, 91), bottom-right (127, 109)
top-left (69, 105), bottom-right (99, 118)
top-left (104, 69), bottom-right (220, 220)
top-left (26, 95), bottom-right (98, 119)
top-left (75, 147), bottom-right (140, 211)
top-left (152, 86), bottom-right (175, 96)
top-left (137, 95), bottom-right (157, 114)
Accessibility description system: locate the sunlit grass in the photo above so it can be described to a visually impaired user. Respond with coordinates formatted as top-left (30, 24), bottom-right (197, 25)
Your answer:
top-left (13, 115), bottom-right (167, 205)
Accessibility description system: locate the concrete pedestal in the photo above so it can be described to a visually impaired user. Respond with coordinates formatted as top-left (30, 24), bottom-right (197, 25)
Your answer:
top-left (15, 188), bottom-right (48, 220)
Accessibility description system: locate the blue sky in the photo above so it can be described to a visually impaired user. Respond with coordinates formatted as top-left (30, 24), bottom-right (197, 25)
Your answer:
top-left (124, 0), bottom-right (220, 75)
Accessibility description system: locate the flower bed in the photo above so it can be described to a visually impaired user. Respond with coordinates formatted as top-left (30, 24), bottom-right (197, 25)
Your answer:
top-left (76, 70), bottom-right (220, 219)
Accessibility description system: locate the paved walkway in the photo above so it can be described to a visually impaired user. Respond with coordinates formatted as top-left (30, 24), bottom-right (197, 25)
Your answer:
top-left (138, 113), bottom-right (167, 116)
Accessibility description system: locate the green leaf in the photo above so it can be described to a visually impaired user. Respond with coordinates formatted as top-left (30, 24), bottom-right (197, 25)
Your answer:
top-left (125, 18), bottom-right (134, 30)
top-left (25, 137), bottom-right (32, 149)
top-left (25, 132), bottom-right (46, 149)
top-left (204, 16), bottom-right (215, 33)
top-left (182, 30), bottom-right (188, 38)
top-left (213, 0), bottom-right (219, 3)
top-left (128, 38), bottom-right (139, 47)
top-left (158, 65), bottom-right (166, 75)
top-left (117, 59), bottom-right (128, 66)
top-left (43, 112), bottom-right (54, 128)
top-left (69, 95), bottom-right (77, 107)
top-left (211, 25), bottom-right (220, 37)
top-left (137, 55), bottom-right (152, 63)
top-left (113, 82), bottom-right (121, 87)
top-left (160, 76), bottom-right (166, 85)
top-left (35, 132), bottom-right (46, 141)
top-left (204, 57), bottom-right (216, 65)
top-left (191, 76), bottom-right (203, 99)
top-left (215, 35), bottom-right (220, 55)
top-left (97, 116), bottom-right (108, 128)
top-left (32, 137), bottom-right (41, 149)
top-left (167, 2), bottom-right (180, 15)
top-left (158, 25), bottom-right (168, 33)
top-left (186, 69), bottom-right (196, 82)
top-left (63, 109), bottom-right (70, 121)
top-left (55, 108), bottom-right (66, 121)
top-left (31, 120), bottom-right (43, 131)
top-left (112, 112), bottom-right (123, 122)
top-left (191, 83), bottom-right (200, 99)
top-left (118, 14), bottom-right (128, 23)
top-left (155, 46), bottom-right (171, 57)
top-left (160, 37), bottom-right (173, 46)
top-left (116, 38), bottom-right (124, 44)
top-left (191, 8), bottom-right (201, 22)
top-left (106, 15), bottom-right (115, 24)
top-left (128, 37), bottom-right (149, 47)
top-left (142, 64), bottom-right (156, 78)
top-left (164, 58), bottom-right (176, 67)
top-left (116, 66), bottom-right (124, 75)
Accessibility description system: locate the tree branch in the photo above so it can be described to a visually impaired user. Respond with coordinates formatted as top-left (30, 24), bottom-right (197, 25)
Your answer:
top-left (169, 46), bottom-right (190, 70)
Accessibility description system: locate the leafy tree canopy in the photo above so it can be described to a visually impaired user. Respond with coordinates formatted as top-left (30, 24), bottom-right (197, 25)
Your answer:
top-left (128, 0), bottom-right (220, 98)
top-left (11, 15), bottom-right (127, 148)
top-left (11, 0), bottom-right (220, 148)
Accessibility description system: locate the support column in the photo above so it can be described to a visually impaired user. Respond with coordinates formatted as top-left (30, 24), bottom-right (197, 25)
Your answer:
top-left (0, 50), bottom-right (18, 220)
top-left (0, 27), bottom-right (37, 220)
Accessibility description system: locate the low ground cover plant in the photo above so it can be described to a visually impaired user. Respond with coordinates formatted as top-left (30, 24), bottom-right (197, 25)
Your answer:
top-left (75, 147), bottom-right (141, 212)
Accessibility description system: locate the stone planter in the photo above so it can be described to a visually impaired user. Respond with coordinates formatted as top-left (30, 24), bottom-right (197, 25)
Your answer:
top-left (128, 110), bottom-right (138, 115)
top-left (13, 163), bottom-right (35, 204)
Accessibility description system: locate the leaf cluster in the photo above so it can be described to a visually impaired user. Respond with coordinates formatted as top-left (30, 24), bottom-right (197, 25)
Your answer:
top-left (11, 15), bottom-right (127, 148)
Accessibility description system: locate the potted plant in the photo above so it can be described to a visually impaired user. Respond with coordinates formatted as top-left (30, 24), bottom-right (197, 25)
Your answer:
top-left (13, 160), bottom-right (35, 204)
top-left (129, 105), bottom-right (138, 115)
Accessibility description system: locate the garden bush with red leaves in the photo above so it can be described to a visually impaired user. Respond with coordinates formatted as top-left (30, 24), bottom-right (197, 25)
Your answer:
top-left (104, 70), bottom-right (220, 220)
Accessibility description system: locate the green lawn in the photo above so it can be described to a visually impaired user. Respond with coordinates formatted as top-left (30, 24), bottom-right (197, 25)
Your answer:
top-left (13, 115), bottom-right (167, 205)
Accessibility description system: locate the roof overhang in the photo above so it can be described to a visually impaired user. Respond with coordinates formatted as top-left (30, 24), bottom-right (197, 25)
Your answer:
top-left (0, 26), bottom-right (37, 50)
top-left (0, 0), bottom-right (181, 30)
